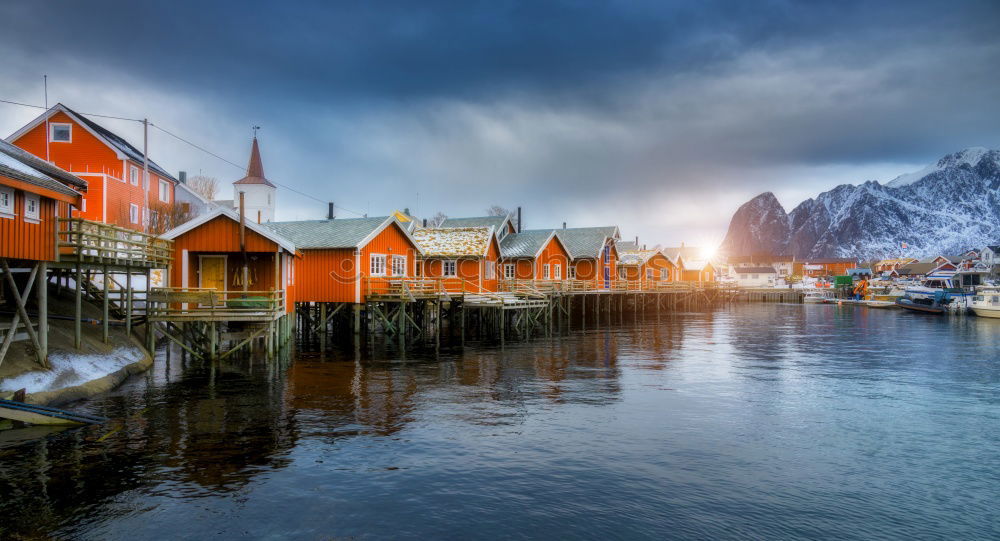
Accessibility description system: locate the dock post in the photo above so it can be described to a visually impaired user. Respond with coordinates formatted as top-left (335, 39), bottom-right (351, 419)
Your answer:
top-left (353, 303), bottom-right (362, 335)
top-left (37, 261), bottom-right (48, 363)
top-left (101, 265), bottom-right (109, 343)
top-left (435, 300), bottom-right (441, 353)
top-left (74, 263), bottom-right (82, 349)
top-left (319, 303), bottom-right (327, 352)
top-left (499, 307), bottom-right (505, 347)
top-left (125, 267), bottom-right (133, 338)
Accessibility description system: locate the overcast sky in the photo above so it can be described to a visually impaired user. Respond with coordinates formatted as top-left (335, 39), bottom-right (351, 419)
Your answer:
top-left (1, 0), bottom-right (998, 248)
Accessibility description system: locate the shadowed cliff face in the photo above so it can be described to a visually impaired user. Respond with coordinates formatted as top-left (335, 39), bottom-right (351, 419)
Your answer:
top-left (721, 148), bottom-right (1000, 259)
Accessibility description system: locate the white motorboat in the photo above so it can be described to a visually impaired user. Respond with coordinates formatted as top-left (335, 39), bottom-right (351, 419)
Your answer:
top-left (971, 287), bottom-right (1000, 318)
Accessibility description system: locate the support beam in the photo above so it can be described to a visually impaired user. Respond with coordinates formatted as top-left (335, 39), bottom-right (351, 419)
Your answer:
top-left (36, 261), bottom-right (47, 363)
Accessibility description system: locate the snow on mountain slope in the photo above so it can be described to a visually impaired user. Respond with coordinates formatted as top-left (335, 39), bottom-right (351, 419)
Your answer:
top-left (721, 147), bottom-right (1000, 260)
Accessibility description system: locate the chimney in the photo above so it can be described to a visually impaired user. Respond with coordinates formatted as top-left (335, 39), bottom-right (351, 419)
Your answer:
top-left (178, 171), bottom-right (187, 183)
top-left (562, 222), bottom-right (566, 229)
top-left (643, 244), bottom-right (647, 250)
top-left (404, 207), bottom-right (410, 216)
top-left (422, 218), bottom-right (427, 227)
top-left (635, 235), bottom-right (638, 245)
top-left (681, 241), bottom-right (685, 248)
top-left (327, 202), bottom-right (335, 220)
top-left (517, 206), bottom-right (522, 232)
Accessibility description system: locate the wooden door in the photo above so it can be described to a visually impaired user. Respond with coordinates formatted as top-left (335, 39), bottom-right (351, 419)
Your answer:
top-left (200, 255), bottom-right (226, 291)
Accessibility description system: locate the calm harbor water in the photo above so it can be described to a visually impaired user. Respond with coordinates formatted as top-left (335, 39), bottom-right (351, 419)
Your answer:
top-left (1, 304), bottom-right (999, 540)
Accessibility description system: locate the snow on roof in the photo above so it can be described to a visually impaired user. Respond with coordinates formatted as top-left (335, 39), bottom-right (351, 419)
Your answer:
top-left (618, 249), bottom-right (658, 266)
top-left (0, 139), bottom-right (85, 197)
top-left (412, 227), bottom-right (492, 257)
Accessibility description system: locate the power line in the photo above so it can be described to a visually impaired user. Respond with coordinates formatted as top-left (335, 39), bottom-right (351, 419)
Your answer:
top-left (2, 96), bottom-right (366, 217)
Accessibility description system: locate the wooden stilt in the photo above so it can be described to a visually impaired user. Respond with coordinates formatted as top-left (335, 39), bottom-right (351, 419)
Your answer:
top-left (125, 267), bottom-right (133, 338)
top-left (36, 261), bottom-right (47, 363)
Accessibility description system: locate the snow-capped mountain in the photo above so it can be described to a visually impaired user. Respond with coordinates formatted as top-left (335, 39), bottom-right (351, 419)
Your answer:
top-left (720, 147), bottom-right (1000, 260)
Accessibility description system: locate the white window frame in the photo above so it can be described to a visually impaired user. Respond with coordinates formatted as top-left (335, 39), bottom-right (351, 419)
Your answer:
top-left (504, 263), bottom-right (515, 280)
top-left (443, 260), bottom-right (457, 277)
top-left (370, 254), bottom-right (387, 276)
top-left (485, 260), bottom-right (495, 280)
top-left (661, 268), bottom-right (669, 280)
top-left (567, 266), bottom-right (576, 279)
top-left (23, 193), bottom-right (40, 222)
top-left (129, 166), bottom-right (139, 186)
top-left (0, 186), bottom-right (13, 218)
top-left (129, 203), bottom-right (139, 224)
top-left (553, 264), bottom-right (561, 280)
top-left (49, 122), bottom-right (72, 142)
top-left (159, 179), bottom-right (170, 202)
top-left (543, 264), bottom-right (550, 279)
top-left (392, 255), bottom-right (407, 277)
top-left (647, 268), bottom-right (654, 280)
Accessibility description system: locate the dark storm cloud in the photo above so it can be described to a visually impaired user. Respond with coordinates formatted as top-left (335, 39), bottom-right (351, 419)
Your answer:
top-left (0, 0), bottom-right (998, 243)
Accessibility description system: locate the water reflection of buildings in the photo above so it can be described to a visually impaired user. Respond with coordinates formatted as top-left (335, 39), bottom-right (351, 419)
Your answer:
top-left (0, 353), bottom-right (300, 537)
top-left (287, 360), bottom-right (419, 437)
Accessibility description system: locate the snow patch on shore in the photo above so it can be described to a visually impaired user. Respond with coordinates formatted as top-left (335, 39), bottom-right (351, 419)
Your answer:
top-left (0, 347), bottom-right (144, 393)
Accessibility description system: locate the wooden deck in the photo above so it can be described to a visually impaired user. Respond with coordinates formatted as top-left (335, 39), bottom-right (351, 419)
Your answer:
top-left (56, 218), bottom-right (172, 268)
top-left (147, 288), bottom-right (286, 322)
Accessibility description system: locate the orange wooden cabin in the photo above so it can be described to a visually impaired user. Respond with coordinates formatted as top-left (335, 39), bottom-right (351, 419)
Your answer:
top-left (411, 227), bottom-right (501, 293)
top-left (558, 226), bottom-right (620, 289)
top-left (679, 260), bottom-right (717, 283)
top-left (0, 139), bottom-right (85, 261)
top-left (498, 229), bottom-right (571, 281)
top-left (617, 249), bottom-right (677, 285)
top-left (9, 103), bottom-right (177, 231)
top-left (265, 216), bottom-right (423, 304)
top-left (160, 208), bottom-right (297, 312)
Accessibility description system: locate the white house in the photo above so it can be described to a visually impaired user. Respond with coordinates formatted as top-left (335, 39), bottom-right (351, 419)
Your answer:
top-left (730, 266), bottom-right (778, 287)
top-left (980, 245), bottom-right (1000, 266)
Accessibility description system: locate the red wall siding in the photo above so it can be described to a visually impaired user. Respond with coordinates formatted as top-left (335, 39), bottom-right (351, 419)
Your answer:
top-left (296, 222), bottom-right (419, 303)
top-left (535, 236), bottom-right (570, 280)
top-left (0, 187), bottom-right (57, 261)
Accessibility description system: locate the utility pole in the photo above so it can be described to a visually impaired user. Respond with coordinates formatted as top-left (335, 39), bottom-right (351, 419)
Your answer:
top-left (43, 75), bottom-right (49, 162)
top-left (143, 118), bottom-right (149, 233)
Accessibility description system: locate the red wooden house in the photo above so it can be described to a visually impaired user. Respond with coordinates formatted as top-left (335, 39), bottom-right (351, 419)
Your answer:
top-left (0, 139), bottom-right (85, 262)
top-left (498, 229), bottom-right (571, 282)
top-left (411, 227), bottom-right (501, 293)
top-left (8, 103), bottom-right (178, 231)
top-left (617, 249), bottom-right (677, 286)
top-left (558, 226), bottom-right (620, 289)
top-left (265, 216), bottom-right (423, 304)
top-left (0, 139), bottom-right (85, 366)
top-left (160, 207), bottom-right (297, 313)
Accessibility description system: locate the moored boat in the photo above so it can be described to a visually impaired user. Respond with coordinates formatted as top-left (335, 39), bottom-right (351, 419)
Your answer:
top-left (895, 297), bottom-right (947, 315)
top-left (971, 287), bottom-right (1000, 318)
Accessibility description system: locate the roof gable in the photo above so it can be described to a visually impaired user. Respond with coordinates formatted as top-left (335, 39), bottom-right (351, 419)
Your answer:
top-left (558, 226), bottom-right (619, 259)
top-left (7, 103), bottom-right (176, 182)
top-left (0, 139), bottom-right (86, 197)
top-left (160, 207), bottom-right (295, 253)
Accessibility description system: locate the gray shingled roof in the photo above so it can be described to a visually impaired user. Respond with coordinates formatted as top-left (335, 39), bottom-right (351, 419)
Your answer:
top-left (500, 229), bottom-right (556, 258)
top-left (0, 139), bottom-right (85, 197)
top-left (265, 216), bottom-right (391, 249)
top-left (559, 226), bottom-right (617, 259)
top-left (440, 215), bottom-right (510, 230)
top-left (661, 246), bottom-right (702, 262)
top-left (61, 105), bottom-right (177, 182)
top-left (616, 240), bottom-right (638, 251)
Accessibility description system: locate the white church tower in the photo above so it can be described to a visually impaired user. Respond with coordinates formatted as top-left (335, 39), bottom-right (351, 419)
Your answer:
top-left (232, 137), bottom-right (276, 223)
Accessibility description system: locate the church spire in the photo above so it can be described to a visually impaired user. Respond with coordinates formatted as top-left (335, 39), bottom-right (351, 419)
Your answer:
top-left (233, 136), bottom-right (275, 187)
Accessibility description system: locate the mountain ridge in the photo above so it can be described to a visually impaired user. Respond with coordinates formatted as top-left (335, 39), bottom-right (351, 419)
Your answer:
top-left (720, 147), bottom-right (1000, 260)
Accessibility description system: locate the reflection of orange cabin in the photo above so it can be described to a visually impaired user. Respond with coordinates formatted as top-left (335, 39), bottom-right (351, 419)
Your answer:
top-left (617, 250), bottom-right (677, 283)
top-left (559, 226), bottom-right (620, 289)
top-left (411, 227), bottom-right (501, 293)
top-left (9, 104), bottom-right (177, 230)
top-left (160, 208), bottom-right (297, 312)
top-left (0, 140), bottom-right (85, 261)
top-left (499, 229), bottom-right (572, 281)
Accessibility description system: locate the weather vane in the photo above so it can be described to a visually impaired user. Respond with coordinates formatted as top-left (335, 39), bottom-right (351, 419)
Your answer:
top-left (252, 125), bottom-right (261, 138)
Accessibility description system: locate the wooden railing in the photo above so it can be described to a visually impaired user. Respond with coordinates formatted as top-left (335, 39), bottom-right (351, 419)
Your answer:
top-left (57, 218), bottom-right (172, 267)
top-left (147, 288), bottom-right (285, 321)
top-left (365, 278), bottom-right (447, 300)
